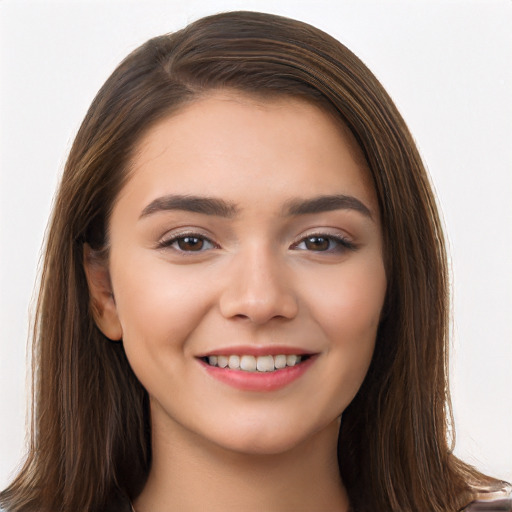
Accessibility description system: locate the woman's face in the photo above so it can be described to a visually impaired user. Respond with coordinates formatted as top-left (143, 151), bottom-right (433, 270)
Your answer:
top-left (95, 91), bottom-right (387, 455)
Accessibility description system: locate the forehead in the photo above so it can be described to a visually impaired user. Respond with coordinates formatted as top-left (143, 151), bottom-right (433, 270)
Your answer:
top-left (118, 90), bottom-right (377, 216)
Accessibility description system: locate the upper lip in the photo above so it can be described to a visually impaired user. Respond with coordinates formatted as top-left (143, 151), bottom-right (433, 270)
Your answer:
top-left (197, 345), bottom-right (317, 357)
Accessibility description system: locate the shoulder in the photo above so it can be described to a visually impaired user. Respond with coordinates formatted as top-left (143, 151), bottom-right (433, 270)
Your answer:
top-left (463, 486), bottom-right (512, 511)
top-left (464, 498), bottom-right (512, 511)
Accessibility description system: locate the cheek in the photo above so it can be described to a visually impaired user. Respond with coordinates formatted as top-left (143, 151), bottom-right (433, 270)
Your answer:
top-left (304, 257), bottom-right (386, 396)
top-left (308, 255), bottom-right (386, 336)
top-left (109, 250), bottom-right (214, 358)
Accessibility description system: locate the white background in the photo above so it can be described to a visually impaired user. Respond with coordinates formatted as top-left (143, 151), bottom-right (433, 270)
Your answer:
top-left (1, 0), bottom-right (511, 489)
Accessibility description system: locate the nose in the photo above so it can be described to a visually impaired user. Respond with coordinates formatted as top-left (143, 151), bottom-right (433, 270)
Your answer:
top-left (219, 247), bottom-right (299, 325)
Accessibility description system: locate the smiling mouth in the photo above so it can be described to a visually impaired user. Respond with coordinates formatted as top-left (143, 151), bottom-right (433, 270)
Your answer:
top-left (201, 354), bottom-right (311, 372)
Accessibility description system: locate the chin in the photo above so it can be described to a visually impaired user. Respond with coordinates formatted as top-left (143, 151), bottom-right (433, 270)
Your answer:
top-left (218, 434), bottom-right (304, 456)
top-left (204, 416), bottom-right (342, 458)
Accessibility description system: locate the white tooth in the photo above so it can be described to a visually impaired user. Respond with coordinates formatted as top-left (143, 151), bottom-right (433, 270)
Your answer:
top-left (256, 355), bottom-right (275, 372)
top-left (217, 355), bottom-right (228, 368)
top-left (240, 355), bottom-right (257, 372)
top-left (208, 355), bottom-right (218, 366)
top-left (228, 355), bottom-right (240, 369)
top-left (286, 354), bottom-right (299, 367)
top-left (274, 354), bottom-right (287, 369)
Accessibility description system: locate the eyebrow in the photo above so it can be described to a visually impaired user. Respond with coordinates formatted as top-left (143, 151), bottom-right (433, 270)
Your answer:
top-left (140, 194), bottom-right (238, 219)
top-left (139, 193), bottom-right (372, 220)
top-left (283, 194), bottom-right (373, 219)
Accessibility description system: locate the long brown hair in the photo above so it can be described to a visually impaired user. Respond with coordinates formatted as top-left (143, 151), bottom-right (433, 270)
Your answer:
top-left (0, 11), bottom-right (502, 511)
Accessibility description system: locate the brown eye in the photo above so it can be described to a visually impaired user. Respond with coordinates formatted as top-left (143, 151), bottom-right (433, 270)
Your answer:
top-left (159, 234), bottom-right (216, 252)
top-left (292, 234), bottom-right (356, 253)
top-left (177, 236), bottom-right (205, 251)
top-left (304, 236), bottom-right (330, 251)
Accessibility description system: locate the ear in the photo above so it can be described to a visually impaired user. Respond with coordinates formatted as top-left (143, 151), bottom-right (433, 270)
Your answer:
top-left (83, 243), bottom-right (123, 341)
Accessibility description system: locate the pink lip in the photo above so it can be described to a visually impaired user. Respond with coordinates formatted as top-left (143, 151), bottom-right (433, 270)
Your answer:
top-left (198, 354), bottom-right (317, 392)
top-left (198, 345), bottom-right (315, 357)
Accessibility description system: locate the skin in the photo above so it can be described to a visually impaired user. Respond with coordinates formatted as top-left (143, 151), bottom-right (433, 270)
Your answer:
top-left (85, 91), bottom-right (387, 511)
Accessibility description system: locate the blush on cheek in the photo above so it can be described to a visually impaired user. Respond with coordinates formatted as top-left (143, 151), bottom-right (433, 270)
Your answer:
top-left (113, 257), bottom-right (208, 333)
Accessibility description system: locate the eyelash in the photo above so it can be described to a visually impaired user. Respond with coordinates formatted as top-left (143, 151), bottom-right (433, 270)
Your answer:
top-left (157, 232), bottom-right (218, 253)
top-left (291, 233), bottom-right (356, 253)
top-left (158, 231), bottom-right (356, 254)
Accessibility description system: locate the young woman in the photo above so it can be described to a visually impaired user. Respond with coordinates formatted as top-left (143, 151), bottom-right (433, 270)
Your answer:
top-left (0, 11), bottom-right (510, 512)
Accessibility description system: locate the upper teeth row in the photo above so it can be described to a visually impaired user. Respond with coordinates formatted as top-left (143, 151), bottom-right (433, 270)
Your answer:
top-left (208, 354), bottom-right (302, 372)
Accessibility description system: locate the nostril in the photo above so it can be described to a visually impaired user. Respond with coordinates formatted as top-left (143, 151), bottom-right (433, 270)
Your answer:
top-left (218, 263), bottom-right (299, 323)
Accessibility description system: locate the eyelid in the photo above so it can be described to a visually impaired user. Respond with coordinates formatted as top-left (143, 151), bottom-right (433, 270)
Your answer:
top-left (155, 227), bottom-right (356, 253)
top-left (156, 229), bottom-right (219, 252)
top-left (290, 230), bottom-right (357, 252)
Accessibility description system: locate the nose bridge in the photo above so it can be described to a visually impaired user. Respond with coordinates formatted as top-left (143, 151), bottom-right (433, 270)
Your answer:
top-left (219, 243), bottom-right (298, 324)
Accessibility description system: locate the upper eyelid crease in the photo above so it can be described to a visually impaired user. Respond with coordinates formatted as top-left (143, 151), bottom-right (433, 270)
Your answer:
top-left (158, 232), bottom-right (215, 245)
top-left (292, 233), bottom-right (356, 250)
top-left (157, 233), bottom-right (217, 252)
top-left (157, 232), bottom-right (355, 253)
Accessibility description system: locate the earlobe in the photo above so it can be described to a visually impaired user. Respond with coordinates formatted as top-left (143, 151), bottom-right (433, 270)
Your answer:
top-left (83, 244), bottom-right (123, 341)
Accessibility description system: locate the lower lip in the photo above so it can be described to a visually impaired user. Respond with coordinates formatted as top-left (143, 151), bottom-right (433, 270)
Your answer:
top-left (199, 356), bottom-right (317, 392)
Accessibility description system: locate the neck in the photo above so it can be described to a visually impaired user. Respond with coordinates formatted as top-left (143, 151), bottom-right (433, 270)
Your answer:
top-left (134, 414), bottom-right (349, 512)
